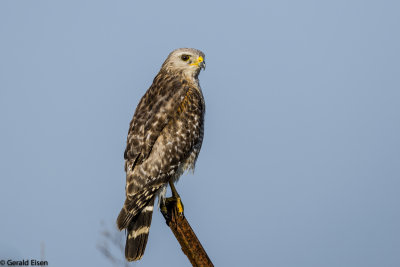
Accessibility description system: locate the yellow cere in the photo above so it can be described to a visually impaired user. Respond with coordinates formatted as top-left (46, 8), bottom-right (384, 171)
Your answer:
top-left (190, 56), bottom-right (204, 66)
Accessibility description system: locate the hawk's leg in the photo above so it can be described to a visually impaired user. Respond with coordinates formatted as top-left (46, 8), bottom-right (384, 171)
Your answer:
top-left (168, 180), bottom-right (184, 214)
top-left (160, 181), bottom-right (184, 222)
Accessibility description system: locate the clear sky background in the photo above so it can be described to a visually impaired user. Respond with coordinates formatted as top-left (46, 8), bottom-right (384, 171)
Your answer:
top-left (1, 1), bottom-right (399, 266)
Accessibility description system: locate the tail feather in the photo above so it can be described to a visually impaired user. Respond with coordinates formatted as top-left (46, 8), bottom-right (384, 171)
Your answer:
top-left (117, 186), bottom-right (160, 230)
top-left (125, 198), bottom-right (155, 261)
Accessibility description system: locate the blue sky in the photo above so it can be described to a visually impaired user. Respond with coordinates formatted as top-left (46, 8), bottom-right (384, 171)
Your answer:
top-left (1, 1), bottom-right (399, 266)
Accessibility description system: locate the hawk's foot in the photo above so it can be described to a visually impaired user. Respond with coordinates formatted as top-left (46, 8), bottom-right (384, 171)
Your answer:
top-left (176, 196), bottom-right (184, 214)
top-left (165, 195), bottom-right (184, 215)
top-left (160, 195), bottom-right (184, 223)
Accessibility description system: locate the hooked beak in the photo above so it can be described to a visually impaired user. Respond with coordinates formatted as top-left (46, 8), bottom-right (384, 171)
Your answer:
top-left (191, 56), bottom-right (206, 70)
top-left (199, 60), bottom-right (206, 70)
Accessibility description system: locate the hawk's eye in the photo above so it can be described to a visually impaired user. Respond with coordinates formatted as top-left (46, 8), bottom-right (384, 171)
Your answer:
top-left (181, 55), bottom-right (190, 61)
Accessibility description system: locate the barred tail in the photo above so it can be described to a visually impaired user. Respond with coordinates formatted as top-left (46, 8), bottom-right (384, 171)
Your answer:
top-left (117, 186), bottom-right (160, 231)
top-left (116, 186), bottom-right (161, 261)
top-left (125, 198), bottom-right (155, 261)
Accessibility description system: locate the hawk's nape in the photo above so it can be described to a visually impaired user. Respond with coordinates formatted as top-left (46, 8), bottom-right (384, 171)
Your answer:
top-left (116, 48), bottom-right (206, 261)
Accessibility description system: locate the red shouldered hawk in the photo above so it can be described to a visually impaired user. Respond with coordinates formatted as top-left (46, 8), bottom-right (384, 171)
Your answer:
top-left (116, 48), bottom-right (206, 261)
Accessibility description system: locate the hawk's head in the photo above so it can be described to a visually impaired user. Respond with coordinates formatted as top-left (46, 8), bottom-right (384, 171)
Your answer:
top-left (161, 48), bottom-right (206, 79)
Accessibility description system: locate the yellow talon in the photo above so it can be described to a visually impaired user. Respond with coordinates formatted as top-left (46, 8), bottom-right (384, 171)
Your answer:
top-left (176, 197), bottom-right (184, 214)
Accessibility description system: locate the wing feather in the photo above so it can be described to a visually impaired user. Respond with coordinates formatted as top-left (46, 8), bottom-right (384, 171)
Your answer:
top-left (124, 72), bottom-right (190, 170)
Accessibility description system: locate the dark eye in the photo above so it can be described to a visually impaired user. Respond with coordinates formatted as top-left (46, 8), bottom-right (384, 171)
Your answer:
top-left (181, 55), bottom-right (190, 61)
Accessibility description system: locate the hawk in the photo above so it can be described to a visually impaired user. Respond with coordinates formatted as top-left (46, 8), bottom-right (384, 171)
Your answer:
top-left (116, 48), bottom-right (206, 261)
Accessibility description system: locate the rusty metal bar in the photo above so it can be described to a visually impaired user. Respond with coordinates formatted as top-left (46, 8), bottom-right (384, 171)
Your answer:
top-left (161, 198), bottom-right (214, 267)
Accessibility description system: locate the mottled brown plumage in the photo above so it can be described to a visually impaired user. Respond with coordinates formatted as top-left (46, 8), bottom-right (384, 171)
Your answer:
top-left (116, 48), bottom-right (206, 261)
